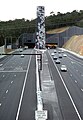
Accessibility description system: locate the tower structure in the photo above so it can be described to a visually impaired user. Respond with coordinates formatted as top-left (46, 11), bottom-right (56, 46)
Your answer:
top-left (36, 6), bottom-right (45, 49)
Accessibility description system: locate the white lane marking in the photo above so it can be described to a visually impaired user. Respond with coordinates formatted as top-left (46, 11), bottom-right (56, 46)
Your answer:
top-left (45, 59), bottom-right (48, 62)
top-left (48, 51), bottom-right (82, 120)
top-left (16, 52), bottom-right (32, 120)
top-left (0, 64), bottom-right (3, 66)
top-left (75, 80), bottom-right (77, 83)
top-left (6, 90), bottom-right (8, 93)
top-left (81, 89), bottom-right (83, 92)
top-left (0, 103), bottom-right (2, 106)
top-left (70, 74), bottom-right (72, 76)
top-left (71, 61), bottom-right (74, 64)
top-left (43, 63), bottom-right (48, 64)
top-left (68, 56), bottom-right (83, 66)
top-left (3, 75), bottom-right (5, 77)
top-left (11, 81), bottom-right (13, 84)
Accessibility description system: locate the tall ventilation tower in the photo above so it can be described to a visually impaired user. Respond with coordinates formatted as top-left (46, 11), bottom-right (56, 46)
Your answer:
top-left (36, 6), bottom-right (45, 49)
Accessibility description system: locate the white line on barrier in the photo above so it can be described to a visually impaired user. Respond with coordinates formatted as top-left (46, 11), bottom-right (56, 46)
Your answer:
top-left (36, 51), bottom-right (43, 111)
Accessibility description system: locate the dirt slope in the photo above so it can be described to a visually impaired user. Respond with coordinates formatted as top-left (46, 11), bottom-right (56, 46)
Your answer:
top-left (47, 27), bottom-right (83, 56)
top-left (63, 35), bottom-right (83, 55)
top-left (46, 27), bottom-right (69, 34)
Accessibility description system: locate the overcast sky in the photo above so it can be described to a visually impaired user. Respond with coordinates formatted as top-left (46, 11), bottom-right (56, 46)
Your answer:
top-left (0, 0), bottom-right (83, 21)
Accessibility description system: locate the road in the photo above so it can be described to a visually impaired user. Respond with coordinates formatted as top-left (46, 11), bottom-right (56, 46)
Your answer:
top-left (47, 48), bottom-right (83, 120)
top-left (0, 49), bottom-right (37, 120)
top-left (0, 48), bottom-right (83, 120)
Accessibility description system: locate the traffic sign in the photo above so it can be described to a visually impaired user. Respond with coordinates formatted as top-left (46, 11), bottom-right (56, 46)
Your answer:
top-left (35, 110), bottom-right (47, 120)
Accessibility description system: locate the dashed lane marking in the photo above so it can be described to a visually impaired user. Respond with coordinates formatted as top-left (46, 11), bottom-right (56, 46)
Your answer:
top-left (70, 74), bottom-right (72, 76)
top-left (14, 75), bottom-right (16, 77)
top-left (48, 50), bottom-right (82, 120)
top-left (81, 89), bottom-right (83, 92)
top-left (71, 61), bottom-right (74, 64)
top-left (11, 81), bottom-right (13, 84)
top-left (3, 75), bottom-right (5, 77)
top-left (0, 103), bottom-right (2, 106)
top-left (6, 90), bottom-right (8, 94)
top-left (75, 80), bottom-right (77, 83)
top-left (45, 59), bottom-right (48, 62)
top-left (68, 56), bottom-right (83, 67)
top-left (0, 64), bottom-right (3, 66)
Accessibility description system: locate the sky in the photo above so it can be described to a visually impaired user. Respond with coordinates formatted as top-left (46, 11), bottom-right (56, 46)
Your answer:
top-left (0, 0), bottom-right (83, 21)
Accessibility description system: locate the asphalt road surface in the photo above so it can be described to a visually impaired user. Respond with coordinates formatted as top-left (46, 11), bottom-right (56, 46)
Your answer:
top-left (0, 48), bottom-right (83, 120)
top-left (47, 49), bottom-right (83, 120)
top-left (0, 49), bottom-right (37, 120)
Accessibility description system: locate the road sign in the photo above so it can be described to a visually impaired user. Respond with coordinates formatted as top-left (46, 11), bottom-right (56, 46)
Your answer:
top-left (35, 110), bottom-right (47, 120)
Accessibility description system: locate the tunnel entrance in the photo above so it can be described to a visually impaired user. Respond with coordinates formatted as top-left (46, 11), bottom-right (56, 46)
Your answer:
top-left (24, 43), bottom-right (35, 48)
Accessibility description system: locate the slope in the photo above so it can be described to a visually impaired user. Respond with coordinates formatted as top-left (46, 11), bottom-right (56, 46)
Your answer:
top-left (63, 35), bottom-right (83, 55)
top-left (46, 27), bottom-right (69, 34)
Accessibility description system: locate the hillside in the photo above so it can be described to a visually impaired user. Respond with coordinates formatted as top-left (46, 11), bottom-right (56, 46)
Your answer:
top-left (63, 35), bottom-right (83, 55)
top-left (47, 27), bottom-right (83, 56)
top-left (46, 27), bottom-right (69, 34)
top-left (1, 10), bottom-right (83, 46)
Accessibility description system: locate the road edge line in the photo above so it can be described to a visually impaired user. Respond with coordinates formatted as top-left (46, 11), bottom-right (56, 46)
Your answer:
top-left (48, 50), bottom-right (82, 120)
top-left (15, 51), bottom-right (32, 120)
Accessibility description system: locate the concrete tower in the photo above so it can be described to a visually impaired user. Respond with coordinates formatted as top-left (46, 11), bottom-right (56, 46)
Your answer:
top-left (36, 6), bottom-right (45, 49)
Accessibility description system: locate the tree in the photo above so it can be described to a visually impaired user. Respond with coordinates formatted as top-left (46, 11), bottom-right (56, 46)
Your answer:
top-left (50, 11), bottom-right (55, 16)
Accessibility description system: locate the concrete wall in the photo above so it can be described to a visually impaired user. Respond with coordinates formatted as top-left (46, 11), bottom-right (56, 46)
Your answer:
top-left (18, 26), bottom-right (83, 47)
top-left (46, 26), bottom-right (83, 47)
top-left (58, 26), bottom-right (83, 47)
top-left (0, 45), bottom-right (5, 53)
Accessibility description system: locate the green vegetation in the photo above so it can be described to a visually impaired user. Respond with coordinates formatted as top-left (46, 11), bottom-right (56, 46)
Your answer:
top-left (0, 18), bottom-right (36, 46)
top-left (45, 10), bottom-right (83, 30)
top-left (0, 10), bottom-right (83, 46)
